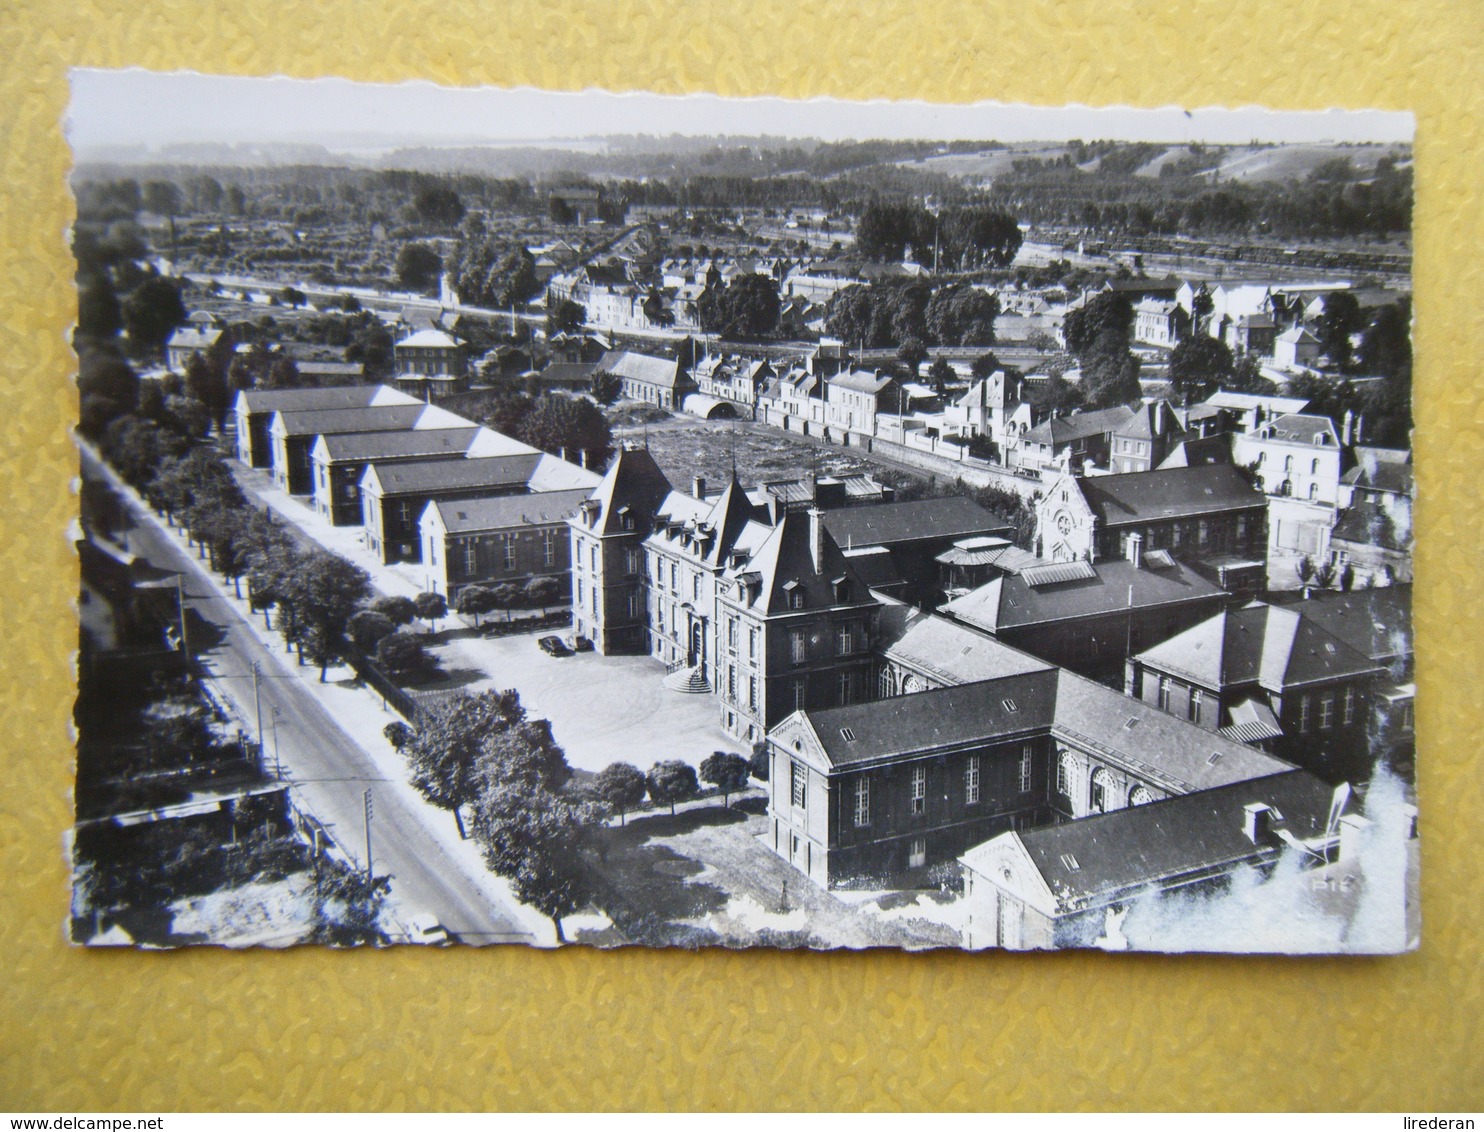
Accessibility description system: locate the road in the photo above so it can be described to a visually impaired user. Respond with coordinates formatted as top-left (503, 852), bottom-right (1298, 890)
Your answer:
top-left (80, 445), bottom-right (537, 946)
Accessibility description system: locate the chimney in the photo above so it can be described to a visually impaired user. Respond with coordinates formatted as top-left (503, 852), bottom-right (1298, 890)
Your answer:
top-left (1126, 531), bottom-right (1143, 568)
top-left (1355, 413), bottom-right (1365, 445)
top-left (581, 449), bottom-right (589, 470)
top-left (693, 475), bottom-right (707, 499)
top-left (1243, 802), bottom-right (1279, 845)
top-left (809, 507), bottom-right (825, 575)
top-left (1342, 409), bottom-right (1354, 446)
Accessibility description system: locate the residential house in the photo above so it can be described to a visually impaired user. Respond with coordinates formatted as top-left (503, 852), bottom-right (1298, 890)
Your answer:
top-left (394, 328), bottom-right (469, 399)
top-left (419, 488), bottom-right (594, 603)
top-left (1125, 600), bottom-right (1386, 784)
top-left (1234, 412), bottom-right (1349, 568)
top-left (1013, 406), bottom-right (1135, 475)
top-left (1331, 447), bottom-right (1413, 586)
top-left (360, 451), bottom-right (540, 563)
top-left (165, 325), bottom-right (223, 373)
top-left (597, 350), bottom-right (693, 410)
top-left (826, 369), bottom-right (903, 443)
top-left (1273, 326), bottom-right (1323, 369)
top-left (1201, 390), bottom-right (1311, 434)
top-left (765, 663), bottom-right (1291, 887)
top-left (1133, 298), bottom-right (1185, 348)
top-left (941, 371), bottom-right (1035, 463)
top-left (1108, 400), bottom-right (1188, 474)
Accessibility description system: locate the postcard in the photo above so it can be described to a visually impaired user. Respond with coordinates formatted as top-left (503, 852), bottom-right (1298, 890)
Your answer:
top-left (67, 72), bottom-right (1416, 952)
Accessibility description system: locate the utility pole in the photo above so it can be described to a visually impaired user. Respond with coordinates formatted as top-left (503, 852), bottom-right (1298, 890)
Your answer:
top-left (251, 662), bottom-right (264, 765)
top-left (271, 705), bottom-right (282, 780)
top-left (176, 574), bottom-right (189, 659)
top-left (363, 789), bottom-right (374, 878)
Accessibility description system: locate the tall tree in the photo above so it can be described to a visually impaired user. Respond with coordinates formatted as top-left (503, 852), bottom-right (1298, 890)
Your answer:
top-left (594, 762), bottom-right (647, 826)
top-left (122, 276), bottom-right (186, 358)
top-left (646, 760), bottom-right (700, 816)
top-left (697, 273), bottom-right (781, 339)
top-left (1166, 335), bottom-right (1235, 404)
top-left (1315, 291), bottom-right (1363, 370)
top-left (515, 394), bottom-right (614, 469)
top-left (699, 752), bottom-right (750, 807)
top-left (404, 688), bottom-right (527, 838)
top-left (470, 782), bottom-right (590, 943)
top-left (395, 242), bottom-right (443, 294)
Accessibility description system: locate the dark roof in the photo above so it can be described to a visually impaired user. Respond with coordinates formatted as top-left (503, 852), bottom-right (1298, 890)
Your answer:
top-left (1332, 498), bottom-right (1412, 552)
top-left (796, 670), bottom-right (1062, 768)
top-left (822, 497), bottom-right (1011, 550)
top-left (840, 546), bottom-right (904, 590)
top-left (987, 769), bottom-right (1338, 911)
top-left (273, 404), bottom-right (427, 438)
top-left (1134, 602), bottom-right (1385, 692)
top-left (581, 446), bottom-right (674, 536)
top-left (238, 384), bottom-right (397, 415)
top-left (731, 509), bottom-right (872, 616)
top-left (318, 428), bottom-right (479, 463)
top-left (1157, 434), bottom-right (1233, 470)
top-left (1023, 406), bottom-right (1135, 447)
top-left (943, 555), bottom-right (1225, 632)
top-left (1257, 413), bottom-right (1340, 445)
top-left (1270, 586), bottom-right (1412, 667)
top-left (596, 350), bottom-right (683, 388)
top-left (1341, 448), bottom-right (1413, 494)
top-left (430, 489), bottom-right (594, 534)
top-left (364, 453), bottom-right (542, 495)
top-left (1079, 463), bottom-right (1264, 528)
top-left (883, 615), bottom-right (1053, 686)
top-left (538, 362), bottom-right (601, 384)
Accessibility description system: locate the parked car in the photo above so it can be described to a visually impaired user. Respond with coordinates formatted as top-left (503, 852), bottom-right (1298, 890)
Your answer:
top-left (404, 913), bottom-right (449, 945)
top-left (538, 635), bottom-right (571, 657)
top-left (569, 635), bottom-right (594, 652)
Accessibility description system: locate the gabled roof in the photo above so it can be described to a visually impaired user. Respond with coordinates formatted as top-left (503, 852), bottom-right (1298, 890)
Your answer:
top-left (1117, 400), bottom-right (1185, 441)
top-left (1203, 391), bottom-right (1310, 414)
top-left (581, 446), bottom-right (674, 536)
top-left (1134, 602), bottom-right (1385, 693)
top-left (271, 404), bottom-right (428, 438)
top-left (361, 453), bottom-right (543, 496)
top-left (237, 384), bottom-right (415, 415)
top-left (822, 497), bottom-right (1011, 550)
top-left (1277, 326), bottom-right (1321, 344)
top-left (538, 362), bottom-right (601, 384)
top-left (943, 555), bottom-right (1225, 633)
top-left (428, 488), bottom-right (594, 535)
top-left (883, 615), bottom-right (1054, 687)
top-left (1342, 447), bottom-right (1412, 494)
top-left (1078, 463), bottom-right (1264, 527)
top-left (966, 769), bottom-right (1337, 913)
top-left (727, 509), bottom-right (869, 616)
top-left (166, 327), bottom-right (221, 350)
top-left (316, 427), bottom-right (479, 463)
top-left (779, 670), bottom-right (1062, 769)
top-left (1022, 406), bottom-right (1135, 447)
top-left (1157, 434), bottom-right (1234, 470)
top-left (596, 350), bottom-right (683, 388)
top-left (935, 536), bottom-right (1045, 574)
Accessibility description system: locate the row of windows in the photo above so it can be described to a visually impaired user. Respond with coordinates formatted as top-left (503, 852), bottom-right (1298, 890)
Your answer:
top-left (1056, 752), bottom-right (1154, 813)
top-left (1296, 687), bottom-right (1357, 732)
top-left (828, 747), bottom-right (1035, 831)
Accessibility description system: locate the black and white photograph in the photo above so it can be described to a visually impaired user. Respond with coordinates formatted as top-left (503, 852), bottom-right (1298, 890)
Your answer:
top-left (67, 73), bottom-right (1417, 952)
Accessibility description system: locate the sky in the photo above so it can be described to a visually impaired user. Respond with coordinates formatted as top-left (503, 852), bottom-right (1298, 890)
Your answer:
top-left (67, 70), bottom-right (1415, 152)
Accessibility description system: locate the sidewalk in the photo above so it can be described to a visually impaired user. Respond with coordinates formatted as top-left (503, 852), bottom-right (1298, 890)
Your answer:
top-left (86, 441), bottom-right (558, 945)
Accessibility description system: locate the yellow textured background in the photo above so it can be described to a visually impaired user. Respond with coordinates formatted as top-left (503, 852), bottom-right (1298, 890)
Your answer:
top-left (1, 0), bottom-right (1479, 1111)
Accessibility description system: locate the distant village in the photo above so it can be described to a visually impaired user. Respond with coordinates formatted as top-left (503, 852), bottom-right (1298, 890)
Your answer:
top-left (74, 150), bottom-right (1417, 950)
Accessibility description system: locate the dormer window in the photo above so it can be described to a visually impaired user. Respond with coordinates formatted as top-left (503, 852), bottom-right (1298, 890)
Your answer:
top-left (832, 577), bottom-right (852, 603)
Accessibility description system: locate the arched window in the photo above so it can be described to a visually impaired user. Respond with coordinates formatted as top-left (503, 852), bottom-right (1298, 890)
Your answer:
top-left (1284, 455), bottom-right (1294, 473)
top-left (1056, 751), bottom-right (1076, 797)
top-left (1311, 458), bottom-right (1320, 475)
top-left (1130, 785), bottom-right (1154, 806)
top-left (1090, 768), bottom-right (1116, 813)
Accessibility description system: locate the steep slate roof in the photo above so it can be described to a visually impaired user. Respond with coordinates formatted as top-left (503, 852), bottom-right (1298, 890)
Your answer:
top-left (884, 615), bottom-right (1054, 687)
top-left (1117, 401), bottom-right (1185, 441)
top-left (840, 546), bottom-right (903, 590)
top-left (318, 427), bottom-right (479, 462)
top-left (362, 453), bottom-right (542, 495)
top-left (597, 350), bottom-right (683, 389)
top-left (538, 362), bottom-right (601, 385)
top-left (1133, 602), bottom-right (1384, 692)
top-left (1272, 586), bottom-right (1411, 669)
top-left (273, 404), bottom-right (428, 438)
top-left (822, 497), bottom-right (1011, 550)
top-left (724, 509), bottom-right (869, 616)
top-left (581, 446), bottom-right (674, 536)
top-left (429, 488), bottom-right (594, 534)
top-left (1022, 406), bottom-right (1135, 447)
top-left (969, 769), bottom-right (1337, 913)
top-left (1078, 463), bottom-right (1264, 527)
top-left (237, 384), bottom-right (415, 415)
top-left (1157, 434), bottom-right (1234, 469)
top-left (943, 555), bottom-right (1225, 633)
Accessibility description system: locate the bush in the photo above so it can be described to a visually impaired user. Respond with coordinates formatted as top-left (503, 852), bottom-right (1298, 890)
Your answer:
top-left (375, 631), bottom-right (435, 681)
top-left (646, 760), bottom-right (700, 816)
